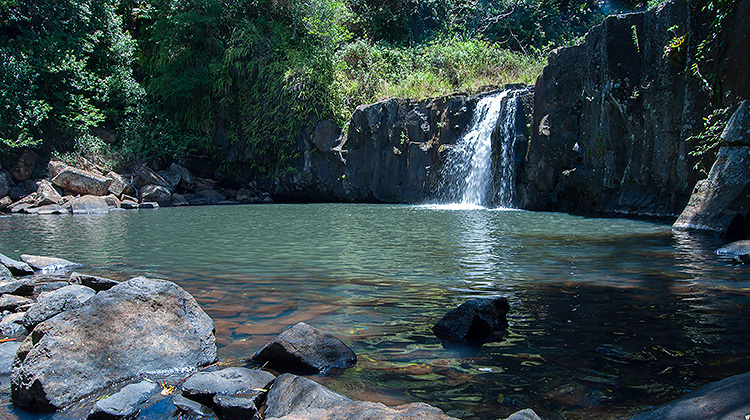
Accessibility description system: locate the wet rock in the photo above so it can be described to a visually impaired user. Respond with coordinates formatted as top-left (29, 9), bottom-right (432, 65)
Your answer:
top-left (11, 277), bottom-right (217, 410)
top-left (264, 373), bottom-right (457, 420)
top-left (432, 297), bottom-right (510, 342)
top-left (170, 163), bottom-right (195, 191)
top-left (69, 272), bottom-right (119, 292)
top-left (252, 322), bottom-right (356, 373)
top-left (0, 264), bottom-right (10, 279)
top-left (0, 312), bottom-right (26, 338)
top-left (213, 393), bottom-right (264, 420)
top-left (0, 295), bottom-right (32, 312)
top-left (182, 367), bottom-right (274, 406)
top-left (140, 184), bottom-right (171, 207)
top-left (630, 371), bottom-right (750, 420)
top-left (51, 166), bottom-right (112, 196)
top-left (22, 284), bottom-right (96, 330)
top-left (103, 194), bottom-right (121, 209)
top-left (0, 253), bottom-right (34, 276)
top-left (716, 240), bottom-right (750, 259)
top-left (8, 193), bottom-right (37, 213)
top-left (71, 195), bottom-right (110, 214)
top-left (20, 254), bottom-right (80, 272)
top-left (0, 196), bottom-right (12, 209)
top-left (138, 202), bottom-right (159, 209)
top-left (88, 380), bottom-right (159, 420)
top-left (173, 394), bottom-right (214, 417)
top-left (0, 278), bottom-right (34, 296)
top-left (34, 281), bottom-right (69, 294)
top-left (0, 341), bottom-right (22, 389)
top-left (121, 199), bottom-right (138, 210)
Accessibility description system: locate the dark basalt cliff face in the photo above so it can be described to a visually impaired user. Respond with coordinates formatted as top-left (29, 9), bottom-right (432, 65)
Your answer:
top-left (516, 0), bottom-right (709, 218)
top-left (266, 94), bottom-right (476, 203)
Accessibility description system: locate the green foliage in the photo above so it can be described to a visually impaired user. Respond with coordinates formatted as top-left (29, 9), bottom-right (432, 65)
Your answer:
top-left (687, 105), bottom-right (736, 173)
top-left (690, 0), bottom-right (737, 101)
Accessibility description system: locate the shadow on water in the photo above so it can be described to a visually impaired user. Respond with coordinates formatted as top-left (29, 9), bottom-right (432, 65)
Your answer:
top-left (1, 204), bottom-right (750, 419)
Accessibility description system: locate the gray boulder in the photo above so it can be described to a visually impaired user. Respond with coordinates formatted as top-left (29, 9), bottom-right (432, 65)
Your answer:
top-left (0, 278), bottom-right (34, 296)
top-left (0, 264), bottom-right (11, 279)
top-left (432, 297), bottom-right (510, 342)
top-left (27, 204), bottom-right (69, 215)
top-left (171, 193), bottom-right (189, 206)
top-left (35, 281), bottom-right (69, 294)
top-left (47, 161), bottom-right (67, 179)
top-left (138, 202), bottom-right (159, 209)
top-left (0, 312), bottom-right (26, 338)
top-left (253, 322), bottom-right (357, 374)
top-left (23, 284), bottom-right (96, 330)
top-left (173, 394), bottom-right (214, 417)
top-left (0, 294), bottom-right (32, 312)
top-left (11, 277), bottom-right (217, 410)
top-left (71, 195), bottom-right (110, 214)
top-left (139, 184), bottom-right (171, 207)
top-left (170, 163), bottom-right (195, 191)
top-left (35, 179), bottom-right (62, 206)
top-left (20, 254), bottom-right (81, 272)
top-left (0, 341), bottom-right (22, 389)
top-left (134, 165), bottom-right (170, 190)
top-left (9, 149), bottom-right (37, 183)
top-left (0, 252), bottom-right (34, 276)
top-left (9, 184), bottom-right (27, 201)
top-left (51, 166), bottom-right (112, 196)
top-left (69, 272), bottom-right (119, 292)
top-left (265, 373), bottom-right (457, 420)
top-left (195, 189), bottom-right (226, 203)
top-left (630, 371), bottom-right (750, 420)
top-left (214, 393), bottom-right (264, 420)
top-left (157, 170), bottom-right (181, 191)
top-left (673, 101), bottom-right (750, 237)
top-left (88, 380), bottom-right (159, 420)
top-left (106, 171), bottom-right (135, 197)
top-left (181, 367), bottom-right (274, 405)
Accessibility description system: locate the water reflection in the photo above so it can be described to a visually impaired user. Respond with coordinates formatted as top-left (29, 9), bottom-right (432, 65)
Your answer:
top-left (2, 205), bottom-right (750, 420)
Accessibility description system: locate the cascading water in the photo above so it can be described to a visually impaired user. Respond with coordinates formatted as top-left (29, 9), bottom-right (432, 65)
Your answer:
top-left (437, 87), bottom-right (526, 209)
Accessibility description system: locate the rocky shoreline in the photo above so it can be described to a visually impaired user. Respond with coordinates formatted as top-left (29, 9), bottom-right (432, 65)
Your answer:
top-left (0, 158), bottom-right (273, 216)
top-left (2, 251), bottom-right (749, 419)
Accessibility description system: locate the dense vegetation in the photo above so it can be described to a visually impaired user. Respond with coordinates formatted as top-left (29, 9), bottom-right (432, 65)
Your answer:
top-left (0, 0), bottom-right (716, 175)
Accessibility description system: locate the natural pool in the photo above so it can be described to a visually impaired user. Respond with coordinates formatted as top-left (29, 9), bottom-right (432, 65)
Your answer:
top-left (1, 203), bottom-right (749, 419)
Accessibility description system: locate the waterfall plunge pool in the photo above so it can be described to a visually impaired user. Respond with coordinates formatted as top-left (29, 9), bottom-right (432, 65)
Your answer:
top-left (2, 203), bottom-right (749, 419)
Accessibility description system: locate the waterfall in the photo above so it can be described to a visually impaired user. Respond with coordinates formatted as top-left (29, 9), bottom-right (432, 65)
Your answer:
top-left (437, 87), bottom-right (526, 209)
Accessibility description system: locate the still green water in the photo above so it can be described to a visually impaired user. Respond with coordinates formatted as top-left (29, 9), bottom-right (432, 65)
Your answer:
top-left (2, 204), bottom-right (749, 419)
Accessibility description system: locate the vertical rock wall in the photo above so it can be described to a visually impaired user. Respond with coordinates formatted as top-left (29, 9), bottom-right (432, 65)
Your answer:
top-left (516, 0), bottom-right (708, 218)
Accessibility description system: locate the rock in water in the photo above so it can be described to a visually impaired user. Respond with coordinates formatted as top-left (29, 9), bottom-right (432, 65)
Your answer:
top-left (20, 254), bottom-right (81, 272)
top-left (11, 277), bottom-right (217, 410)
top-left (22, 285), bottom-right (96, 330)
top-left (69, 272), bottom-right (119, 292)
top-left (181, 367), bottom-right (275, 405)
top-left (88, 380), bottom-right (159, 420)
top-left (0, 253), bottom-right (34, 276)
top-left (252, 322), bottom-right (356, 373)
top-left (630, 371), bottom-right (750, 420)
top-left (432, 297), bottom-right (510, 342)
top-left (264, 373), bottom-right (458, 420)
top-left (70, 195), bottom-right (110, 214)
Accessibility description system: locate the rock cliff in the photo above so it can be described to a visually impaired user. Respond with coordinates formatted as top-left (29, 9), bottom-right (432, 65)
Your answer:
top-left (516, 0), bottom-right (709, 218)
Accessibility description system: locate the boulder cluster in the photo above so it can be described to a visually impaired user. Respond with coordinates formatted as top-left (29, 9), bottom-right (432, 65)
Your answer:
top-left (0, 158), bottom-right (273, 215)
top-left (0, 251), bottom-right (539, 420)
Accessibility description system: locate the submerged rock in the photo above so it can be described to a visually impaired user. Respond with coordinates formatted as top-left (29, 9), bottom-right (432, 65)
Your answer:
top-left (11, 277), bottom-right (217, 410)
top-left (20, 254), bottom-right (81, 272)
top-left (432, 297), bottom-right (510, 342)
top-left (88, 380), bottom-right (159, 420)
top-left (214, 393), bottom-right (264, 420)
top-left (173, 394), bottom-right (214, 417)
top-left (716, 240), bottom-right (750, 264)
top-left (630, 371), bottom-right (750, 420)
top-left (252, 322), bottom-right (357, 373)
top-left (265, 373), bottom-right (457, 420)
top-left (181, 367), bottom-right (274, 405)
top-left (22, 284), bottom-right (96, 330)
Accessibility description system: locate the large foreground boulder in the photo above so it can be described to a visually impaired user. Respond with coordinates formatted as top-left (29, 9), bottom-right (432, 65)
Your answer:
top-left (265, 373), bottom-right (458, 420)
top-left (432, 297), bottom-right (510, 342)
top-left (51, 166), bottom-right (112, 196)
top-left (22, 284), bottom-right (96, 330)
top-left (630, 371), bottom-right (750, 420)
top-left (11, 277), bottom-right (217, 410)
top-left (252, 322), bottom-right (357, 373)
